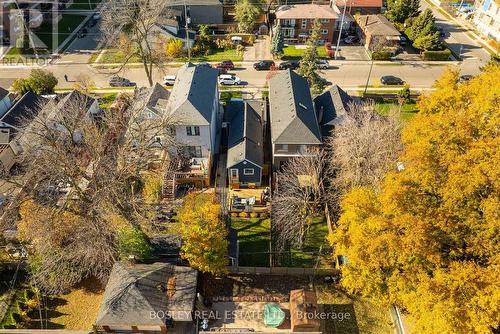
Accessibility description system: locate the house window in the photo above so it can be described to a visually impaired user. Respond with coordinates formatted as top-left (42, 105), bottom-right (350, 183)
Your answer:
top-left (186, 146), bottom-right (202, 157)
top-left (277, 144), bottom-right (288, 152)
top-left (243, 168), bottom-right (255, 175)
top-left (321, 29), bottom-right (328, 34)
top-left (301, 19), bottom-right (307, 28)
top-left (186, 126), bottom-right (200, 136)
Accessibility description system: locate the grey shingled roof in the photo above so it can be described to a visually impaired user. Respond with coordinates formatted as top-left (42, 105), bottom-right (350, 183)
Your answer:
top-left (0, 91), bottom-right (47, 129)
top-left (227, 100), bottom-right (264, 168)
top-left (314, 85), bottom-right (354, 136)
top-left (96, 262), bottom-right (197, 326)
top-left (166, 62), bottom-right (218, 125)
top-left (57, 90), bottom-right (97, 112)
top-left (146, 83), bottom-right (171, 115)
top-left (268, 70), bottom-right (322, 145)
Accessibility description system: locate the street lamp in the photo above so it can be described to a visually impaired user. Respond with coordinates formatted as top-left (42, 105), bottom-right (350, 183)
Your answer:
top-left (334, 0), bottom-right (348, 60)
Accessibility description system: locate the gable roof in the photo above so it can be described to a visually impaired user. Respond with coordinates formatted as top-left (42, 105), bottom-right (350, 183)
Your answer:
top-left (0, 87), bottom-right (8, 101)
top-left (0, 91), bottom-right (47, 129)
top-left (146, 83), bottom-right (171, 115)
top-left (357, 14), bottom-right (401, 36)
top-left (314, 85), bottom-right (355, 137)
top-left (227, 100), bottom-right (264, 168)
top-left (166, 62), bottom-right (218, 125)
top-left (276, 4), bottom-right (338, 19)
top-left (336, 0), bottom-right (383, 8)
top-left (56, 90), bottom-right (97, 112)
top-left (268, 70), bottom-right (322, 145)
top-left (96, 262), bottom-right (197, 326)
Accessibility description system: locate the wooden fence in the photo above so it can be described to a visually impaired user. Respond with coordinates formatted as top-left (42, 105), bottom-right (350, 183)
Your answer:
top-left (228, 266), bottom-right (339, 276)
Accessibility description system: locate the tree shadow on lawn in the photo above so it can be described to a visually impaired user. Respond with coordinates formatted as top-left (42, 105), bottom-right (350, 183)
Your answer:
top-left (321, 303), bottom-right (359, 334)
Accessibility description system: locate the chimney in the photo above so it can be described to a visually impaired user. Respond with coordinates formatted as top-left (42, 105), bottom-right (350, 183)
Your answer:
top-left (318, 106), bottom-right (324, 123)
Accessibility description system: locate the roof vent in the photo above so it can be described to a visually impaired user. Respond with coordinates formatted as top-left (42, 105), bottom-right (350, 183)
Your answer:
top-left (299, 102), bottom-right (308, 110)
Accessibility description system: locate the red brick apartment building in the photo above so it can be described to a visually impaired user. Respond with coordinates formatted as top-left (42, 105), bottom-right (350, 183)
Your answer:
top-left (275, 4), bottom-right (338, 44)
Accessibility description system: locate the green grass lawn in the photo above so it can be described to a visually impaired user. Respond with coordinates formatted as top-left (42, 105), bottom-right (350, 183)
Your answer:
top-left (231, 216), bottom-right (330, 268)
top-left (231, 218), bottom-right (271, 267)
top-left (68, 0), bottom-right (101, 10)
top-left (282, 45), bottom-right (328, 59)
top-left (97, 93), bottom-right (118, 109)
top-left (180, 48), bottom-right (243, 62)
top-left (95, 49), bottom-right (142, 64)
top-left (2, 47), bottom-right (51, 62)
top-left (36, 14), bottom-right (87, 50)
top-left (375, 101), bottom-right (418, 122)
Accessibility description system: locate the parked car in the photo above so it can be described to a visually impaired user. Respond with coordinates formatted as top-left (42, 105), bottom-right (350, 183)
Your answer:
top-left (344, 35), bottom-right (359, 44)
top-left (399, 36), bottom-right (408, 46)
top-left (109, 76), bottom-right (136, 87)
top-left (278, 60), bottom-right (299, 70)
top-left (218, 74), bottom-right (242, 85)
top-left (198, 62), bottom-right (211, 67)
top-left (316, 59), bottom-right (330, 69)
top-left (459, 74), bottom-right (473, 82)
top-left (215, 60), bottom-right (235, 70)
top-left (253, 60), bottom-right (275, 70)
top-left (380, 75), bottom-right (404, 85)
top-left (164, 75), bottom-right (176, 86)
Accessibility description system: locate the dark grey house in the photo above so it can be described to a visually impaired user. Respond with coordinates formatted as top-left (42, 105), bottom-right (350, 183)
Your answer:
top-left (313, 85), bottom-right (356, 138)
top-left (268, 70), bottom-right (322, 170)
top-left (226, 100), bottom-right (265, 187)
top-left (95, 262), bottom-right (198, 333)
top-left (173, 0), bottom-right (224, 25)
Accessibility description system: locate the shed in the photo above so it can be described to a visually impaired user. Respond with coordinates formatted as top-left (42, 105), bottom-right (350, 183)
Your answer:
top-left (290, 289), bottom-right (321, 332)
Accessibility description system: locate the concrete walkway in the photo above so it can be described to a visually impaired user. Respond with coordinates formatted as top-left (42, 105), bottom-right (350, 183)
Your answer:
top-left (243, 36), bottom-right (271, 61)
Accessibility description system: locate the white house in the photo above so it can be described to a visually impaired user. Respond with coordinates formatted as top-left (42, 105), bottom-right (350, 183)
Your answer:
top-left (473, 0), bottom-right (500, 42)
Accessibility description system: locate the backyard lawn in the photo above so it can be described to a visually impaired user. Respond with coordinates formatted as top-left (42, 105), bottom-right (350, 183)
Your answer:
top-left (46, 279), bottom-right (104, 330)
top-left (97, 93), bottom-right (118, 109)
top-left (231, 216), bottom-right (330, 268)
top-left (316, 285), bottom-right (394, 334)
top-left (282, 45), bottom-right (328, 59)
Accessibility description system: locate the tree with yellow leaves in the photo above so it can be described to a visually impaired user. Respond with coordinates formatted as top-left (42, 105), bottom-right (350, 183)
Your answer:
top-left (177, 193), bottom-right (228, 275)
top-left (329, 65), bottom-right (500, 334)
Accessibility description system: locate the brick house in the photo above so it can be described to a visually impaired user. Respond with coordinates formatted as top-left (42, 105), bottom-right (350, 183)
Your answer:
top-left (275, 4), bottom-right (338, 44)
top-left (331, 0), bottom-right (383, 14)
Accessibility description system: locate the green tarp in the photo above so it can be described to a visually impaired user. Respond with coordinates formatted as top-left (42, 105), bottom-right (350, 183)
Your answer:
top-left (263, 303), bottom-right (285, 327)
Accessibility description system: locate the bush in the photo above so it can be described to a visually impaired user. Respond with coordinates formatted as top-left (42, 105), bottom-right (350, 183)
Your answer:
top-left (165, 39), bottom-right (185, 58)
top-left (422, 49), bottom-right (451, 60)
top-left (239, 212), bottom-right (249, 218)
top-left (12, 69), bottom-right (57, 95)
top-left (260, 212), bottom-right (269, 218)
top-left (371, 50), bottom-right (392, 60)
top-left (231, 212), bottom-right (239, 217)
top-left (250, 212), bottom-right (259, 218)
top-left (248, 35), bottom-right (256, 45)
top-left (118, 226), bottom-right (151, 260)
top-left (215, 38), bottom-right (233, 50)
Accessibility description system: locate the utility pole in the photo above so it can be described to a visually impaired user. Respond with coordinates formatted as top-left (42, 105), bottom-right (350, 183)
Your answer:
top-left (184, 0), bottom-right (191, 60)
top-left (363, 59), bottom-right (374, 95)
top-left (334, 0), bottom-right (347, 60)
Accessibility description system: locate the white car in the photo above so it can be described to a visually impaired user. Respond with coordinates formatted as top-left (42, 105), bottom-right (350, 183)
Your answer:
top-left (316, 59), bottom-right (329, 70)
top-left (164, 75), bottom-right (176, 86)
top-left (218, 74), bottom-right (241, 85)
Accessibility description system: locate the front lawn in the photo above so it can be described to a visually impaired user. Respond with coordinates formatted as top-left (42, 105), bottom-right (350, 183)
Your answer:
top-left (375, 101), bottom-right (418, 122)
top-left (68, 0), bottom-right (101, 10)
top-left (181, 48), bottom-right (243, 62)
top-left (317, 285), bottom-right (394, 334)
top-left (282, 45), bottom-right (328, 59)
top-left (36, 14), bottom-right (87, 50)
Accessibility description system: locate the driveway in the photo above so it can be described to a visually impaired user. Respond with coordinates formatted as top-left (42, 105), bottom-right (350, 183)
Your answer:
top-left (243, 36), bottom-right (271, 61)
top-left (334, 45), bottom-right (370, 61)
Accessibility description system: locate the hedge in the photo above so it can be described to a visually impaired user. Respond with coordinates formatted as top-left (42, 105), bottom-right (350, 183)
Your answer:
top-left (371, 50), bottom-right (392, 60)
top-left (422, 49), bottom-right (452, 61)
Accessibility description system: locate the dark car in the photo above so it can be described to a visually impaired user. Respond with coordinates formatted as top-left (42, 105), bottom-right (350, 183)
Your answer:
top-left (198, 62), bottom-right (212, 67)
top-left (109, 76), bottom-right (136, 87)
top-left (215, 60), bottom-right (235, 70)
top-left (278, 60), bottom-right (299, 70)
top-left (459, 74), bottom-right (473, 82)
top-left (253, 60), bottom-right (275, 71)
top-left (380, 75), bottom-right (404, 85)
